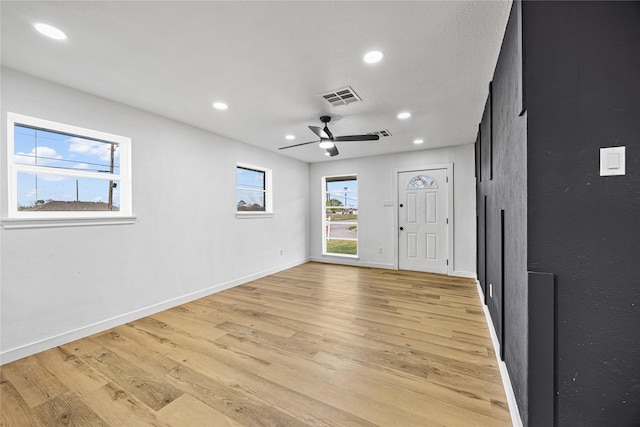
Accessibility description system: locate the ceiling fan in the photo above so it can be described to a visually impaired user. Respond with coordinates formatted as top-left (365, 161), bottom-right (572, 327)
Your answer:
top-left (278, 116), bottom-right (379, 157)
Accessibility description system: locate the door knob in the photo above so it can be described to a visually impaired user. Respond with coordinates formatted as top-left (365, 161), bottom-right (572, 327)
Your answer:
top-left (399, 227), bottom-right (404, 231)
top-left (400, 204), bottom-right (404, 207)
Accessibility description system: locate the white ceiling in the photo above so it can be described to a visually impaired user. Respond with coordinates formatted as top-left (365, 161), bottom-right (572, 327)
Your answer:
top-left (1, 1), bottom-right (511, 163)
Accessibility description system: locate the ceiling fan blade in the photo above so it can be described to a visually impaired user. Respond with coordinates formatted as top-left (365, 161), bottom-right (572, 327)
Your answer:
top-left (326, 145), bottom-right (339, 157)
top-left (334, 134), bottom-right (380, 142)
top-left (309, 126), bottom-right (330, 139)
top-left (278, 140), bottom-right (318, 150)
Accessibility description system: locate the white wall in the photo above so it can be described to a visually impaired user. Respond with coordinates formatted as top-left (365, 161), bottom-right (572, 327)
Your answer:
top-left (0, 68), bottom-right (478, 364)
top-left (0, 69), bottom-right (309, 363)
top-left (309, 145), bottom-right (477, 276)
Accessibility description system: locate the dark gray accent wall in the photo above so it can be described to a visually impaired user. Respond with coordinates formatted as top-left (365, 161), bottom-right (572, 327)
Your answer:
top-left (492, 6), bottom-right (529, 423)
top-left (481, 91), bottom-right (503, 341)
top-left (525, 2), bottom-right (640, 426)
top-left (476, 1), bottom-right (529, 422)
top-left (476, 122), bottom-right (487, 300)
top-left (528, 271), bottom-right (555, 427)
top-left (478, 1), bottom-right (640, 426)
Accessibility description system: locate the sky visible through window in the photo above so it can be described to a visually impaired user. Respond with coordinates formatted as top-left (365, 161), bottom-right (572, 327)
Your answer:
top-left (326, 179), bottom-right (357, 207)
top-left (236, 167), bottom-right (265, 211)
top-left (14, 125), bottom-right (120, 208)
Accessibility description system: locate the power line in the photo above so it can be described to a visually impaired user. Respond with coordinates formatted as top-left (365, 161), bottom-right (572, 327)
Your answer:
top-left (14, 154), bottom-right (118, 170)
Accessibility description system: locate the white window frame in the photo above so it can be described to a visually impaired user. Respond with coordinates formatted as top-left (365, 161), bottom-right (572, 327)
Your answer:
top-left (322, 174), bottom-right (358, 258)
top-left (236, 162), bottom-right (273, 218)
top-left (4, 113), bottom-right (133, 227)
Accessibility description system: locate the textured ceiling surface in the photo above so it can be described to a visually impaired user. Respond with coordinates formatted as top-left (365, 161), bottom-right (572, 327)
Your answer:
top-left (1, 1), bottom-right (511, 163)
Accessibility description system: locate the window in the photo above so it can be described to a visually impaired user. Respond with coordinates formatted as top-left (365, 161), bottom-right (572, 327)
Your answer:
top-left (407, 175), bottom-right (438, 189)
top-left (6, 113), bottom-right (132, 221)
top-left (236, 163), bottom-right (272, 217)
top-left (323, 175), bottom-right (357, 257)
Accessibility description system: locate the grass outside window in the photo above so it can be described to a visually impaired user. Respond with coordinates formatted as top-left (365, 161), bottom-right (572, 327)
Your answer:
top-left (326, 239), bottom-right (357, 255)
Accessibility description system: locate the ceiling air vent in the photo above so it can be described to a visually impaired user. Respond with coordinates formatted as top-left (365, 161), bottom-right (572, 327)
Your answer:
top-left (367, 129), bottom-right (392, 138)
top-left (319, 86), bottom-right (362, 107)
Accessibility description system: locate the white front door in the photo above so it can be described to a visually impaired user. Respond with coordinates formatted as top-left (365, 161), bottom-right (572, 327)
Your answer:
top-left (398, 169), bottom-right (448, 274)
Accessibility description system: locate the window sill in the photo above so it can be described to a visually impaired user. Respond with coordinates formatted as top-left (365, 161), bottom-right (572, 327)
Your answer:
top-left (322, 253), bottom-right (359, 259)
top-left (236, 212), bottom-right (274, 219)
top-left (1, 216), bottom-right (137, 229)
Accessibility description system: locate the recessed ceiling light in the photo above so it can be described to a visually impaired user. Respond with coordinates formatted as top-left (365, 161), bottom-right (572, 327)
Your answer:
top-left (285, 134), bottom-right (295, 140)
top-left (212, 102), bottom-right (228, 110)
top-left (397, 112), bottom-right (411, 119)
top-left (34, 23), bottom-right (67, 40)
top-left (319, 140), bottom-right (335, 149)
top-left (413, 139), bottom-right (424, 145)
top-left (324, 152), bottom-right (331, 156)
top-left (363, 50), bottom-right (384, 64)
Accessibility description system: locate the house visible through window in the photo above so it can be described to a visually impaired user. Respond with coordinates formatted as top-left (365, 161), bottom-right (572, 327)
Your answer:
top-left (6, 113), bottom-right (132, 219)
top-left (236, 163), bottom-right (272, 216)
top-left (323, 175), bottom-right (358, 256)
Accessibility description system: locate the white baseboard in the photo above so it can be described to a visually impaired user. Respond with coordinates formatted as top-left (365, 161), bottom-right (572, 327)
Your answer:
top-left (453, 270), bottom-right (477, 279)
top-left (0, 258), bottom-right (309, 365)
top-left (311, 259), bottom-right (478, 280)
top-left (309, 256), bottom-right (395, 270)
top-left (475, 280), bottom-right (524, 427)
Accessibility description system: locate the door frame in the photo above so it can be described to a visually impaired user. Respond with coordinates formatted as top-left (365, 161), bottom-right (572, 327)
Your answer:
top-left (393, 163), bottom-right (454, 275)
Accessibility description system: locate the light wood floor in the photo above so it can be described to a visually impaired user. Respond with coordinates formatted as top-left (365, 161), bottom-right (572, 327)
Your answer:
top-left (1, 263), bottom-right (511, 426)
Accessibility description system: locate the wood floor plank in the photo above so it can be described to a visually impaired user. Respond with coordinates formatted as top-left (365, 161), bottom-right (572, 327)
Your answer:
top-left (354, 316), bottom-right (490, 354)
top-left (1, 356), bottom-right (68, 408)
top-left (216, 321), bottom-right (321, 359)
top-left (315, 350), bottom-right (510, 425)
top-left (92, 331), bottom-right (316, 427)
top-left (80, 344), bottom-right (183, 412)
top-left (201, 292), bottom-right (371, 337)
top-left (34, 346), bottom-right (109, 396)
top-left (257, 358), bottom-right (438, 427)
top-left (202, 326), bottom-right (338, 382)
top-left (32, 391), bottom-right (109, 426)
top-left (184, 298), bottom-right (300, 338)
top-left (156, 394), bottom-right (243, 427)
top-left (107, 324), bottom-right (373, 427)
top-left (0, 372), bottom-right (46, 427)
top-left (149, 309), bottom-right (229, 342)
top-left (293, 326), bottom-right (502, 386)
top-left (79, 382), bottom-right (172, 427)
top-left (117, 320), bottom-right (271, 375)
top-left (0, 263), bottom-right (512, 426)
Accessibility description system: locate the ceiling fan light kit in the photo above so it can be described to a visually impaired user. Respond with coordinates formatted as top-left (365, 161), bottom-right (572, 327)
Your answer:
top-left (319, 140), bottom-right (335, 149)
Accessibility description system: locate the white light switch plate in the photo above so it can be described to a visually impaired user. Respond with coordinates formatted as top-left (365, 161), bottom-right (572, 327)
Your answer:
top-left (600, 146), bottom-right (625, 176)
